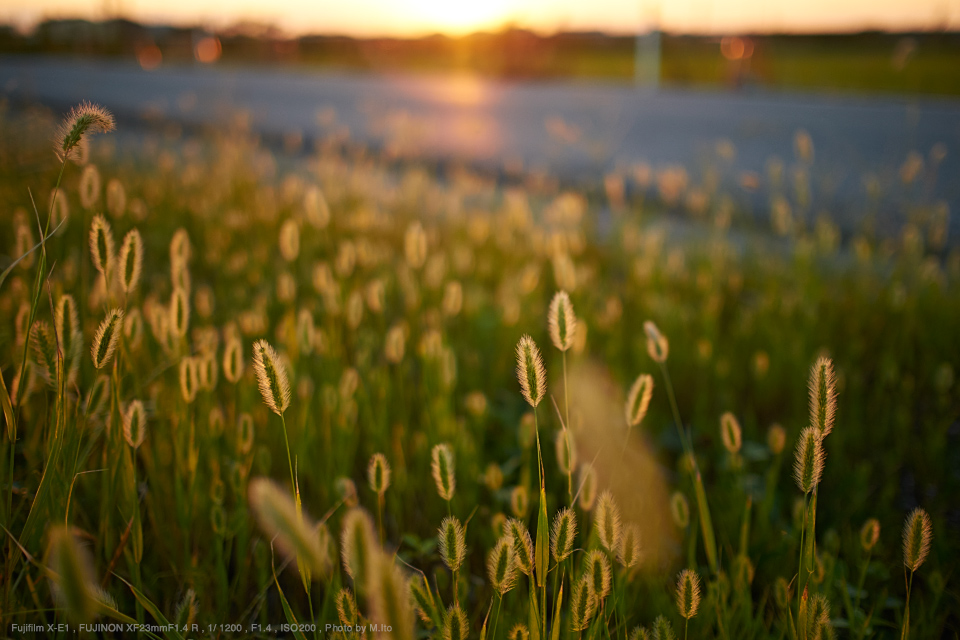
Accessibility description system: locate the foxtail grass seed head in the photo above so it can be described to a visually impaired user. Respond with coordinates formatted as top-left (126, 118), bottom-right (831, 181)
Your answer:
top-left (794, 426), bottom-right (825, 494)
top-left (118, 229), bottom-right (143, 293)
top-left (510, 485), bottom-right (529, 518)
top-left (596, 491), bottom-right (622, 554)
top-left (578, 464), bottom-right (598, 511)
top-left (341, 508), bottom-right (376, 585)
top-left (809, 355), bottom-right (837, 438)
top-left (630, 628), bottom-right (650, 640)
top-left (123, 400), bottom-right (147, 449)
top-left (31, 321), bottom-right (58, 388)
top-left (548, 290), bottom-right (577, 351)
top-left (337, 477), bottom-right (359, 508)
top-left (252, 339), bottom-right (291, 415)
top-left (368, 555), bottom-right (414, 640)
top-left (198, 354), bottom-right (218, 391)
top-left (438, 516), bottom-right (466, 573)
top-left (89, 214), bottom-right (115, 280)
top-left (170, 228), bottom-right (191, 272)
top-left (515, 334), bottom-right (546, 407)
top-left (223, 336), bottom-right (244, 383)
top-left (720, 411), bottom-right (742, 454)
top-left (337, 588), bottom-right (359, 626)
top-left (643, 320), bottom-right (669, 363)
top-left (279, 218), bottom-right (301, 262)
top-left (90, 309), bottom-right (123, 369)
top-left (509, 623), bottom-right (531, 640)
top-left (670, 491), bottom-right (690, 529)
top-left (774, 577), bottom-right (791, 610)
top-left (56, 102), bottom-right (115, 161)
top-left (405, 221), bottom-right (428, 269)
top-left (169, 288), bottom-right (190, 339)
top-left (768, 423), bottom-right (786, 455)
top-left (56, 294), bottom-right (81, 359)
top-left (652, 615), bottom-right (676, 640)
top-left (431, 443), bottom-right (456, 501)
top-left (124, 308), bottom-right (143, 350)
top-left (618, 523), bottom-right (641, 568)
top-left (626, 373), bottom-right (654, 427)
top-left (385, 323), bottom-right (406, 364)
top-left (902, 507), bottom-right (932, 572)
top-left (106, 179), bottom-right (125, 218)
top-left (442, 604), bottom-right (468, 640)
top-left (676, 568), bottom-right (701, 620)
top-left (248, 478), bottom-right (326, 576)
top-left (237, 413), bottom-right (255, 455)
top-left (84, 374), bottom-right (110, 417)
top-left (551, 507), bottom-right (577, 562)
top-left (296, 308), bottom-right (314, 354)
top-left (368, 453), bottom-right (392, 496)
top-left (505, 518), bottom-right (534, 576)
top-left (47, 525), bottom-right (98, 624)
top-left (860, 518), bottom-right (880, 552)
top-left (570, 575), bottom-right (596, 632)
top-left (488, 536), bottom-right (518, 595)
top-left (555, 430), bottom-right (577, 474)
top-left (79, 164), bottom-right (100, 208)
top-left (410, 574), bottom-right (439, 627)
top-left (587, 549), bottom-right (612, 600)
top-left (179, 356), bottom-right (199, 404)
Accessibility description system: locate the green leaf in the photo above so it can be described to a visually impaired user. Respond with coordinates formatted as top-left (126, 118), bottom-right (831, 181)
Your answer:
top-left (692, 468), bottom-right (718, 574)
top-left (550, 583), bottom-right (564, 640)
top-left (0, 368), bottom-right (14, 442)
top-left (535, 487), bottom-right (548, 588)
top-left (118, 576), bottom-right (185, 640)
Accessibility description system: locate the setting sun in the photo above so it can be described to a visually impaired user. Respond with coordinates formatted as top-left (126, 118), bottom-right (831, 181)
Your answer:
top-left (405, 0), bottom-right (515, 34)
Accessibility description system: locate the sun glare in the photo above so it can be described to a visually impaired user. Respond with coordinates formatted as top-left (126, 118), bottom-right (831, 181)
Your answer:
top-left (405, 0), bottom-right (513, 35)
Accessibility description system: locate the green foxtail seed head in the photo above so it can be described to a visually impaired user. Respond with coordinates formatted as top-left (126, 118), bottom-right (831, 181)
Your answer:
top-left (197, 354), bottom-right (217, 391)
top-left (487, 536), bottom-right (518, 596)
top-left (385, 323), bottom-right (406, 363)
top-left (56, 294), bottom-right (81, 363)
top-left (237, 413), bottom-right (254, 455)
top-left (368, 555), bottom-right (414, 640)
top-left (248, 478), bottom-right (326, 577)
top-left (442, 604), bottom-right (468, 640)
top-left (629, 628), bottom-right (650, 640)
top-left (626, 373), bottom-right (654, 427)
top-left (252, 339), bottom-right (291, 415)
top-left (124, 308), bottom-right (143, 350)
top-left (809, 355), bottom-right (837, 437)
top-left (720, 411), bottom-right (742, 454)
top-left (118, 228), bottom-right (143, 293)
top-left (504, 518), bottom-right (534, 576)
top-left (578, 464), bottom-right (598, 511)
top-left (551, 507), bottom-right (577, 562)
top-left (409, 574), bottom-right (439, 627)
top-left (179, 356), bottom-right (199, 403)
top-left (860, 518), bottom-right (880, 552)
top-left (794, 426), bottom-right (825, 494)
top-left (169, 287), bottom-right (190, 339)
top-left (548, 290), bottom-right (577, 351)
top-left (807, 593), bottom-right (831, 640)
top-left (341, 508), bottom-right (376, 586)
top-left (90, 309), bottom-right (123, 369)
top-left (509, 624), bottom-right (531, 640)
top-left (79, 164), bottom-right (100, 208)
top-left (595, 491), bottom-right (622, 554)
top-left (405, 221), bottom-right (427, 269)
top-left (587, 549), bottom-right (612, 600)
top-left (902, 507), bottom-right (932, 572)
top-left (438, 516), bottom-right (466, 573)
top-left (652, 615), bottom-right (676, 640)
top-left (223, 335), bottom-right (244, 383)
top-left (555, 429), bottom-right (577, 474)
top-left (31, 321), bottom-right (58, 388)
top-left (670, 491), bottom-right (690, 529)
top-left (774, 577), bottom-right (791, 610)
top-left (515, 334), bottom-right (546, 407)
top-left (368, 453), bottom-right (391, 496)
top-left (618, 523), bottom-right (641, 568)
top-left (676, 568), bottom-right (701, 620)
top-left (643, 320), bottom-right (669, 363)
top-left (569, 575), bottom-right (596, 632)
top-left (768, 423), bottom-right (786, 455)
top-left (123, 400), bottom-right (147, 449)
top-left (431, 443), bottom-right (456, 501)
top-left (89, 214), bottom-right (115, 280)
top-left (46, 525), bottom-right (98, 623)
top-left (56, 102), bottom-right (115, 161)
top-left (337, 588), bottom-right (359, 626)
top-left (510, 485), bottom-right (529, 518)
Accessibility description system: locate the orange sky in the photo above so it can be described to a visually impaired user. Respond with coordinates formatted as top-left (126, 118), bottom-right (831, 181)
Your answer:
top-left (3, 0), bottom-right (959, 36)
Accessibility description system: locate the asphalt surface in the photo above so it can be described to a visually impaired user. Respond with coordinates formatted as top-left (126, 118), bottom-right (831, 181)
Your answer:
top-left (3, 55), bottom-right (959, 238)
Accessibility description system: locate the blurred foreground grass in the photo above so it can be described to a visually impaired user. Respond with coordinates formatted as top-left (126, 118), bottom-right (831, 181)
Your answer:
top-left (0, 103), bottom-right (958, 638)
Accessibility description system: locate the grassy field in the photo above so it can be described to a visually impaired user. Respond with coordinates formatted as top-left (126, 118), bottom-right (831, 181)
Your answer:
top-left (0, 102), bottom-right (958, 639)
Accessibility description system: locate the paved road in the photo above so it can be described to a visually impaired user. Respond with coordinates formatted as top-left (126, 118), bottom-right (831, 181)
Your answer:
top-left (3, 55), bottom-right (959, 237)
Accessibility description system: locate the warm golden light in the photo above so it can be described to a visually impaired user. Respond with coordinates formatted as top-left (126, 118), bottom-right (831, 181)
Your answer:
top-left (404, 0), bottom-right (514, 35)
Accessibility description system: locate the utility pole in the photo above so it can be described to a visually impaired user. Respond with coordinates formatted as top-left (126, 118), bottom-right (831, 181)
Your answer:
top-left (634, 0), bottom-right (661, 88)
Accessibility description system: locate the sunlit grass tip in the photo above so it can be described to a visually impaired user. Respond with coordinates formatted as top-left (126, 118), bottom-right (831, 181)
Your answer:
top-left (248, 478), bottom-right (326, 576)
top-left (123, 399), bottom-right (147, 449)
top-left (720, 411), bottom-right (742, 454)
top-left (368, 453), bottom-right (392, 496)
top-left (618, 523), bottom-right (641, 568)
top-left (369, 554), bottom-right (415, 640)
top-left (676, 568), bottom-right (701, 619)
top-left (515, 334), bottom-right (546, 408)
top-left (252, 339), bottom-right (291, 415)
top-left (118, 228), bottom-right (143, 293)
top-left (860, 518), bottom-right (880, 552)
top-left (643, 320), bottom-right (669, 363)
top-left (340, 508), bottom-right (377, 586)
top-left (89, 214), bottom-right (115, 280)
top-left (487, 536), bottom-right (518, 595)
top-left (442, 604), bottom-right (468, 640)
top-left (56, 101), bottom-right (115, 160)
top-left (431, 443), bottom-right (456, 501)
top-left (46, 525), bottom-right (98, 623)
top-left (569, 575), bottom-right (596, 632)
top-left (438, 516), bottom-right (466, 573)
top-left (793, 426), bottom-right (824, 494)
top-left (90, 308), bottom-right (123, 369)
top-left (548, 290), bottom-right (577, 351)
top-left (587, 549), bottom-right (612, 600)
top-left (595, 490), bottom-right (622, 555)
top-left (551, 507), bottom-right (577, 562)
top-left (808, 355), bottom-right (837, 437)
top-left (504, 518), bottom-right (534, 577)
top-left (626, 373), bottom-right (654, 426)
top-left (902, 507), bottom-right (932, 572)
